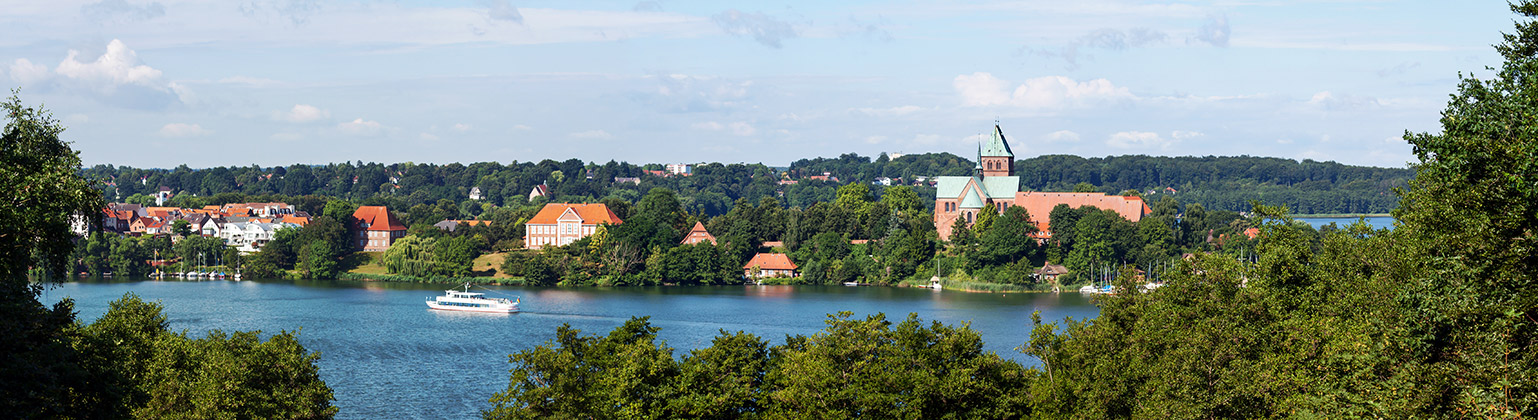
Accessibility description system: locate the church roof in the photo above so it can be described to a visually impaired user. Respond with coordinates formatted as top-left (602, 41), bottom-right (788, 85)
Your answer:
top-left (981, 124), bottom-right (1014, 158)
top-left (959, 184), bottom-right (986, 208)
top-left (936, 175), bottom-right (1021, 200)
top-left (979, 176), bottom-right (1021, 198)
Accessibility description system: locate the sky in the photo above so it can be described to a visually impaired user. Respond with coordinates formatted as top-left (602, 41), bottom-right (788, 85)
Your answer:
top-left (0, 0), bottom-right (1516, 169)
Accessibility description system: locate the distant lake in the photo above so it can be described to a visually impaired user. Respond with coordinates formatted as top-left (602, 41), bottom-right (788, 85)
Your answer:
top-left (41, 280), bottom-right (1099, 420)
top-left (1295, 216), bottom-right (1396, 230)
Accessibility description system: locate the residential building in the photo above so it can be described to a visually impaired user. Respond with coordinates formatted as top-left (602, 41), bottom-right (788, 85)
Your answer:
top-left (743, 253), bottom-right (798, 278)
top-left (524, 203), bottom-right (622, 249)
top-left (614, 177), bottom-right (641, 185)
top-left (666, 163), bottom-right (693, 175)
top-left (680, 222), bottom-right (716, 245)
top-left (352, 206), bottom-right (408, 251)
top-left (934, 124), bottom-right (1150, 240)
top-left (529, 184), bottom-right (550, 201)
top-left (469, 187), bottom-right (483, 200)
top-left (221, 222), bottom-right (299, 253)
top-left (433, 219), bottom-right (492, 233)
top-left (1034, 263), bottom-right (1070, 283)
top-left (155, 186), bottom-right (173, 206)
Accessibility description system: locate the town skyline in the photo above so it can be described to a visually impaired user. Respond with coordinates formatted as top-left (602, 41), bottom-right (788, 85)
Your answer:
top-left (1, 0), bottom-right (1510, 169)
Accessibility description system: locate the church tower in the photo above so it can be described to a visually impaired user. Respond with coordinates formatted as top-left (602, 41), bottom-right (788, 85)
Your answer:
top-left (979, 124), bottom-right (1014, 177)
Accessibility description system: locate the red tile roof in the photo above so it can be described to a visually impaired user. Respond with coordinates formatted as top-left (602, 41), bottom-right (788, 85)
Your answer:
top-left (1015, 192), bottom-right (1151, 227)
top-left (527, 203), bottom-right (622, 225)
top-left (352, 206), bottom-right (407, 231)
top-left (681, 221), bottom-right (716, 244)
top-left (743, 253), bottom-right (797, 271)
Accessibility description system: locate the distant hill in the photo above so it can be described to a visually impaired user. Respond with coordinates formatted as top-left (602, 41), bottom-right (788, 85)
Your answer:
top-left (82, 152), bottom-right (1409, 217)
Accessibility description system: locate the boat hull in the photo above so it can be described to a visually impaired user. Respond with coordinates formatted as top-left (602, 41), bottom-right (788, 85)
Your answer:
top-left (426, 301), bottom-right (518, 313)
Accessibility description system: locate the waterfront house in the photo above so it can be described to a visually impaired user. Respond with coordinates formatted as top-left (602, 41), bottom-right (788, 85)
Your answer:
top-left (352, 206), bottom-right (408, 251)
top-left (744, 253), bottom-right (798, 279)
top-left (1034, 263), bottom-right (1070, 283)
top-left (524, 203), bottom-right (622, 249)
top-left (680, 222), bottom-right (716, 245)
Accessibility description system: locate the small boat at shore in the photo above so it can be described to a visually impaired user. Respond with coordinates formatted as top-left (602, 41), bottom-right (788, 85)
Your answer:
top-left (426, 284), bottom-right (519, 313)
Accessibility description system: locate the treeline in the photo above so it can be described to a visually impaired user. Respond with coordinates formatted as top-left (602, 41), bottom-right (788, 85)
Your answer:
top-left (790, 153), bottom-right (1411, 213)
top-left (84, 150), bottom-right (1406, 220)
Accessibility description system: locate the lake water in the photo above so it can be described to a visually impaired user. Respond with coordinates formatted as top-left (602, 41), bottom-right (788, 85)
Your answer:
top-left (40, 280), bottom-right (1100, 419)
top-left (1295, 216), bottom-right (1396, 230)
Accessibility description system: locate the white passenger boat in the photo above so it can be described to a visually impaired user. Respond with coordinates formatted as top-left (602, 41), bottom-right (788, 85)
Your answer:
top-left (426, 284), bottom-right (519, 313)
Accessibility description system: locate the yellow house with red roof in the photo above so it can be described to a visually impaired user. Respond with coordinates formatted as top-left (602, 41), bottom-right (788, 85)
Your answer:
top-left (524, 203), bottom-right (622, 249)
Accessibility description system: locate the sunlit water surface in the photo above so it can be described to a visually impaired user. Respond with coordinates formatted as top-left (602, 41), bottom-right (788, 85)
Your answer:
top-left (43, 280), bottom-right (1100, 419)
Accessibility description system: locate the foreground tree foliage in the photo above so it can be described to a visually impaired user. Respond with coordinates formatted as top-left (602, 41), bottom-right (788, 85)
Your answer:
top-left (0, 94), bottom-right (336, 418)
top-left (1020, 3), bottom-right (1538, 418)
top-left (485, 313), bottom-right (1033, 419)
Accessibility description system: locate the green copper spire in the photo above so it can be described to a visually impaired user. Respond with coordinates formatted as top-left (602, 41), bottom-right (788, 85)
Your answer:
top-left (975, 142), bottom-right (983, 170)
top-left (981, 124), bottom-right (1014, 158)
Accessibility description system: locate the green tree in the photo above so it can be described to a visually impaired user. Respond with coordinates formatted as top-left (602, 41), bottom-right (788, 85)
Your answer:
top-left (299, 240), bottom-right (339, 279)
top-left (880, 185), bottom-right (922, 216)
top-left (170, 219), bottom-right (192, 237)
top-left (973, 202), bottom-right (999, 237)
top-left (0, 93), bottom-right (106, 416)
top-left (485, 317), bottom-right (679, 419)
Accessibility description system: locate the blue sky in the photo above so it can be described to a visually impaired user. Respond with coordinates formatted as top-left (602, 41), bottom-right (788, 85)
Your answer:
top-left (0, 0), bottom-right (1514, 169)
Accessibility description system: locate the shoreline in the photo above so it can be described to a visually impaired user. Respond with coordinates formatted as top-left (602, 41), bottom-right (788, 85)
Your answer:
top-left (1288, 213), bottom-right (1392, 218)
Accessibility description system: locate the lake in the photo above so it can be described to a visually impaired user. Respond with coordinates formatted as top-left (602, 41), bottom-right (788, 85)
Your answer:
top-left (1295, 215), bottom-right (1396, 230)
top-left (40, 280), bottom-right (1100, 419)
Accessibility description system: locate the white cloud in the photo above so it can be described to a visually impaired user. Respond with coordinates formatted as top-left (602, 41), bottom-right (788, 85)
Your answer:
top-left (729, 121), bottom-right (756, 136)
top-left (910, 134), bottom-right (945, 145)
top-left (220, 76), bottom-right (284, 87)
top-left (451, 123), bottom-right (472, 132)
top-left (713, 9), bottom-right (797, 48)
top-left (158, 123), bottom-right (210, 138)
top-left (569, 129), bottom-right (613, 139)
top-left (954, 72), bottom-right (1132, 109)
top-left (419, 132), bottom-right (441, 141)
top-left (1107, 131), bottom-right (1174, 150)
top-left (1192, 14), bottom-right (1230, 47)
top-left (82, 0), bottom-right (166, 23)
top-left (55, 39), bottom-right (164, 88)
top-left (270, 132), bottom-right (304, 141)
top-left (953, 72), bottom-right (1012, 107)
top-left (276, 104), bottom-right (330, 123)
top-left (864, 135), bottom-right (887, 144)
top-left (691, 121), bottom-right (756, 136)
top-left (513, 124), bottom-right (532, 130)
top-left (9, 59), bottom-right (50, 85)
top-left (851, 105), bottom-right (923, 117)
top-left (1044, 130), bottom-right (1081, 143)
top-left (65, 114), bottom-right (90, 124)
top-left (1171, 130), bottom-right (1204, 141)
top-left (481, 0), bottom-right (523, 24)
top-left (337, 118), bottom-right (383, 136)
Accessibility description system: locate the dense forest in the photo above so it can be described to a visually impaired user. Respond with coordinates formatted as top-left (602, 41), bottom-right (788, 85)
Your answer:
top-left (82, 150), bottom-right (1410, 218)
